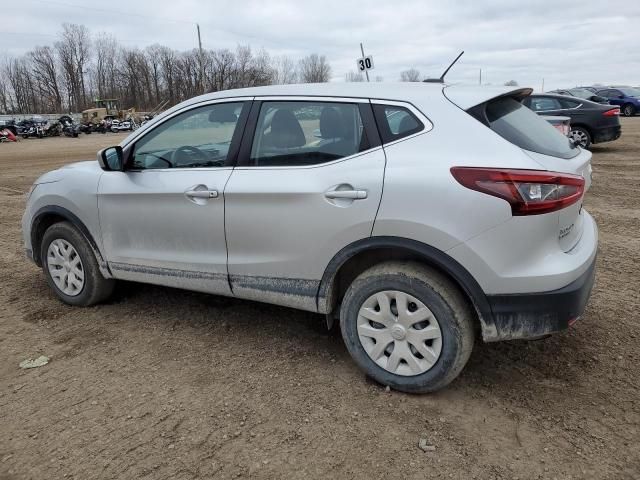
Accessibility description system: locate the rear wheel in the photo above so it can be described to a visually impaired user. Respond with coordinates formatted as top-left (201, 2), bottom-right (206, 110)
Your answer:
top-left (622, 103), bottom-right (636, 117)
top-left (340, 262), bottom-right (474, 393)
top-left (569, 126), bottom-right (591, 149)
top-left (41, 222), bottom-right (115, 306)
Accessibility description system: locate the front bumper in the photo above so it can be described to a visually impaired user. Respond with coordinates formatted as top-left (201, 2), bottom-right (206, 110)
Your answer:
top-left (485, 255), bottom-right (596, 341)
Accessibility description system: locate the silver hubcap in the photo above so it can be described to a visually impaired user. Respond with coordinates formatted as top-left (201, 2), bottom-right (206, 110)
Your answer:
top-left (570, 129), bottom-right (588, 147)
top-left (357, 290), bottom-right (442, 376)
top-left (47, 239), bottom-right (84, 296)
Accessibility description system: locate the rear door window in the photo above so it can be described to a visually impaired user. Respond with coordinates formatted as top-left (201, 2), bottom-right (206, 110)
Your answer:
top-left (529, 97), bottom-right (562, 112)
top-left (477, 96), bottom-right (578, 159)
top-left (249, 101), bottom-right (370, 167)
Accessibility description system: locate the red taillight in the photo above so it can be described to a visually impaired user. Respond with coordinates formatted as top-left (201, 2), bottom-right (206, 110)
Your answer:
top-left (450, 167), bottom-right (585, 215)
top-left (603, 108), bottom-right (620, 116)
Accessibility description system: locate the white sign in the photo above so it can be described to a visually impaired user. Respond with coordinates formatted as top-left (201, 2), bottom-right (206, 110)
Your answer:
top-left (356, 55), bottom-right (374, 72)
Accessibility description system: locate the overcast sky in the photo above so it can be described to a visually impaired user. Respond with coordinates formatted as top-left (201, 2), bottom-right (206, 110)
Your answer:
top-left (3, 0), bottom-right (639, 91)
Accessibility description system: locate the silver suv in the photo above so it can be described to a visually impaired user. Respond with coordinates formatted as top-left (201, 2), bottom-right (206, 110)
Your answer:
top-left (22, 83), bottom-right (598, 393)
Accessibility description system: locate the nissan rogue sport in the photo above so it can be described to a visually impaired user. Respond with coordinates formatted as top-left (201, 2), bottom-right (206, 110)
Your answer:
top-left (22, 83), bottom-right (598, 393)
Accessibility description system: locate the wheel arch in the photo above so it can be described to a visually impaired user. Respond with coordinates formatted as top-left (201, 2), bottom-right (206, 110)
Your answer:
top-left (31, 206), bottom-right (112, 277)
top-left (317, 236), bottom-right (497, 341)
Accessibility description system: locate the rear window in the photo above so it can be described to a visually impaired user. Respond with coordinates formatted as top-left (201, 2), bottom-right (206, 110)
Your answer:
top-left (473, 96), bottom-right (578, 159)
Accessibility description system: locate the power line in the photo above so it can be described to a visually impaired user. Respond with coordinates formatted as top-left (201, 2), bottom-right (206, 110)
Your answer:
top-left (22, 0), bottom-right (195, 26)
top-left (19, 0), bottom-right (299, 50)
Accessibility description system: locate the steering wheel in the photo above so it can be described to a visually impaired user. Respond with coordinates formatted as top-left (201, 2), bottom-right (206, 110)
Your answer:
top-left (172, 145), bottom-right (208, 167)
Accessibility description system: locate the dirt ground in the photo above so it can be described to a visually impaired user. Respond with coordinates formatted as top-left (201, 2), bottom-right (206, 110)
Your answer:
top-left (0, 123), bottom-right (638, 480)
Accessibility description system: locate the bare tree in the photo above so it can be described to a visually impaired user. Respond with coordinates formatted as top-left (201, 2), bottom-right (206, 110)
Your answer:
top-left (3, 57), bottom-right (37, 113)
top-left (93, 33), bottom-right (118, 100)
top-left (0, 22), bottom-right (335, 113)
top-left (158, 46), bottom-right (178, 104)
top-left (271, 55), bottom-right (297, 85)
top-left (298, 54), bottom-right (331, 83)
top-left (29, 46), bottom-right (63, 112)
top-left (504, 80), bottom-right (519, 86)
top-left (345, 71), bottom-right (364, 82)
top-left (210, 48), bottom-right (235, 92)
top-left (145, 45), bottom-right (164, 107)
top-left (400, 68), bottom-right (422, 82)
top-left (56, 23), bottom-right (91, 111)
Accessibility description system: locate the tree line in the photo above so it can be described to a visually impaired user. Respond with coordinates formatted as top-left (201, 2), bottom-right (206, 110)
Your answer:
top-left (0, 23), bottom-right (332, 115)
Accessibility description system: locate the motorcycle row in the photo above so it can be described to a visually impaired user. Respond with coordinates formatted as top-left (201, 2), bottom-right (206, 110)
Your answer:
top-left (0, 114), bottom-right (153, 143)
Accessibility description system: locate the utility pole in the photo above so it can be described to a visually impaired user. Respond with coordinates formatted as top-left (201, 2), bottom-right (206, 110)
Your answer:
top-left (360, 43), bottom-right (370, 82)
top-left (479, 68), bottom-right (482, 85)
top-left (197, 24), bottom-right (205, 94)
top-left (541, 77), bottom-right (545, 92)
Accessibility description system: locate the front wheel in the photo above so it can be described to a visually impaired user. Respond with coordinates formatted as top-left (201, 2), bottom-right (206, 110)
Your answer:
top-left (41, 222), bottom-right (115, 306)
top-left (569, 126), bottom-right (592, 149)
top-left (340, 262), bottom-right (474, 393)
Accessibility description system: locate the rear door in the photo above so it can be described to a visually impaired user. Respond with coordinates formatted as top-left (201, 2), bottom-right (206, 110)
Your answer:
top-left (98, 99), bottom-right (251, 295)
top-left (223, 97), bottom-right (385, 311)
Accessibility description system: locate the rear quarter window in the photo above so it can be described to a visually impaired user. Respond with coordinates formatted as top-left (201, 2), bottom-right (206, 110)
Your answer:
top-left (373, 104), bottom-right (424, 143)
top-left (469, 96), bottom-right (579, 159)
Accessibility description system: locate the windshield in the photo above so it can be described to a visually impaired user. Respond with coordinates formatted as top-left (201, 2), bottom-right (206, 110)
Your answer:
top-left (569, 88), bottom-right (596, 99)
top-left (618, 88), bottom-right (640, 97)
top-left (481, 96), bottom-right (579, 159)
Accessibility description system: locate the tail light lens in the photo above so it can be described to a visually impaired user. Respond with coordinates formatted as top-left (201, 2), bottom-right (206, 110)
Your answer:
top-left (603, 108), bottom-right (620, 116)
top-left (450, 167), bottom-right (585, 215)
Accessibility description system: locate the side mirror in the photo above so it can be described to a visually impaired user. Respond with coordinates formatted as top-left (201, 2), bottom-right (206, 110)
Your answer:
top-left (97, 146), bottom-right (124, 171)
top-left (619, 95), bottom-right (625, 99)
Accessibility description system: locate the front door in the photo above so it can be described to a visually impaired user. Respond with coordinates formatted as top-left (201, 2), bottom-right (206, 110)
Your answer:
top-left (224, 98), bottom-right (385, 310)
top-left (98, 100), bottom-right (250, 295)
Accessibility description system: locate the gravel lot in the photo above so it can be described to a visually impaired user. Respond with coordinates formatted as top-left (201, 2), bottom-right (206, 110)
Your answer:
top-left (0, 122), bottom-right (638, 479)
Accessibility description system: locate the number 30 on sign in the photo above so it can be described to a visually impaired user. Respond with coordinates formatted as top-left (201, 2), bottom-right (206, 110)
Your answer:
top-left (357, 56), bottom-right (374, 71)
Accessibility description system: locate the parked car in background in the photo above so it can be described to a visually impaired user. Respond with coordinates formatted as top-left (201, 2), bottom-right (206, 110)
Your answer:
top-left (22, 83), bottom-right (597, 393)
top-left (523, 93), bottom-right (621, 148)
top-left (543, 115), bottom-right (571, 136)
top-left (548, 88), bottom-right (608, 104)
top-left (580, 86), bottom-right (600, 93)
top-left (595, 87), bottom-right (640, 117)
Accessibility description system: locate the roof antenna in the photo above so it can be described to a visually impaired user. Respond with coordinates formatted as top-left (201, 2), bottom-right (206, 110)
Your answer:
top-left (424, 51), bottom-right (464, 83)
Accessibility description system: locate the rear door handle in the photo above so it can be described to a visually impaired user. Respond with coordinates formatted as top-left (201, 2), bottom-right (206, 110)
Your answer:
top-left (324, 189), bottom-right (368, 200)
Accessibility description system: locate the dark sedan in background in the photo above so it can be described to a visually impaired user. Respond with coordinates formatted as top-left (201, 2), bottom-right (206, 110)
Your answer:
top-left (548, 87), bottom-right (609, 104)
top-left (523, 93), bottom-right (621, 148)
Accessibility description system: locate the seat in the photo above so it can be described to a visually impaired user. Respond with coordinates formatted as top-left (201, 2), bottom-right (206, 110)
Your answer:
top-left (318, 107), bottom-right (355, 157)
top-left (262, 110), bottom-right (306, 149)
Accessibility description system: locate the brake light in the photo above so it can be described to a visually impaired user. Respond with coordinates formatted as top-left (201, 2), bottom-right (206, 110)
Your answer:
top-left (603, 108), bottom-right (620, 116)
top-left (450, 167), bottom-right (585, 215)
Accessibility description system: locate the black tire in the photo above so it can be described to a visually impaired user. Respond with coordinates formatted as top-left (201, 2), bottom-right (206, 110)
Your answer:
top-left (570, 126), bottom-right (592, 149)
top-left (40, 222), bottom-right (115, 306)
top-left (340, 261), bottom-right (475, 393)
top-left (622, 103), bottom-right (636, 117)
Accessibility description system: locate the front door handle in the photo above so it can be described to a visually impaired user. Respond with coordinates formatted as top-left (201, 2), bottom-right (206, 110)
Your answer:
top-left (185, 189), bottom-right (218, 199)
top-left (185, 185), bottom-right (219, 204)
top-left (324, 189), bottom-right (368, 200)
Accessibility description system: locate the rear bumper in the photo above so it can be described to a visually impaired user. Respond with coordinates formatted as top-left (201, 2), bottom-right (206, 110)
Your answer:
top-left (485, 255), bottom-right (596, 341)
top-left (593, 125), bottom-right (621, 144)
